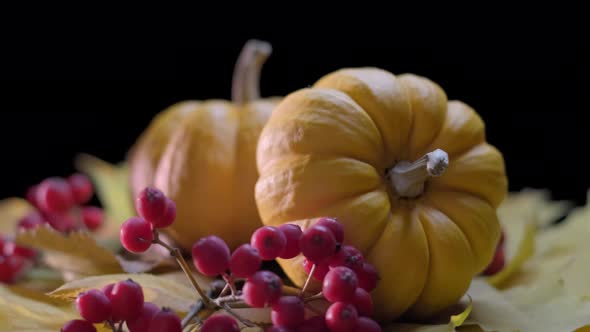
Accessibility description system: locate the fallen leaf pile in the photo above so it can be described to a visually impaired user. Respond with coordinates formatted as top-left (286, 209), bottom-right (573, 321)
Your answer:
top-left (1, 156), bottom-right (589, 331)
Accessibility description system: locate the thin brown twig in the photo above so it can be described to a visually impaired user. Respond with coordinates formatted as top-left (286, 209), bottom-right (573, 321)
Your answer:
top-left (222, 303), bottom-right (256, 327)
top-left (152, 233), bottom-right (213, 308)
top-left (300, 263), bottom-right (316, 296)
top-left (303, 292), bottom-right (324, 303)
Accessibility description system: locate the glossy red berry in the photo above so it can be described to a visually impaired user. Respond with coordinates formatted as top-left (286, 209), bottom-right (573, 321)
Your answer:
top-left (151, 198), bottom-right (176, 228)
top-left (354, 317), bottom-right (381, 332)
top-left (61, 319), bottom-right (97, 332)
top-left (36, 177), bottom-right (74, 213)
top-left (325, 302), bottom-right (358, 332)
top-left (278, 224), bottom-right (302, 259)
top-left (44, 212), bottom-right (78, 233)
top-left (328, 245), bottom-right (364, 271)
top-left (110, 279), bottom-right (144, 321)
top-left (76, 289), bottom-right (112, 323)
top-left (303, 258), bottom-right (330, 281)
top-left (323, 266), bottom-right (358, 303)
top-left (136, 187), bottom-right (167, 224)
top-left (192, 235), bottom-right (230, 276)
top-left (0, 255), bottom-right (26, 283)
top-left (271, 296), bottom-right (305, 328)
top-left (68, 173), bottom-right (94, 204)
top-left (3, 241), bottom-right (37, 260)
top-left (126, 302), bottom-right (159, 332)
top-left (81, 206), bottom-right (104, 231)
top-left (243, 270), bottom-right (283, 308)
top-left (201, 314), bottom-right (239, 332)
top-left (251, 226), bottom-right (287, 260)
top-left (357, 262), bottom-right (379, 292)
top-left (230, 244), bottom-right (262, 278)
top-left (352, 287), bottom-right (373, 316)
top-left (120, 217), bottom-right (153, 253)
top-left (17, 211), bottom-right (45, 230)
top-left (300, 225), bottom-right (337, 263)
top-left (315, 217), bottom-right (344, 244)
top-left (298, 315), bottom-right (328, 332)
top-left (148, 308), bottom-right (182, 332)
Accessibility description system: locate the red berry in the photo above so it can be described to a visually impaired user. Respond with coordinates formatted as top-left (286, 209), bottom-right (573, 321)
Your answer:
top-left (201, 314), bottom-right (239, 332)
top-left (81, 206), bottom-right (104, 231)
top-left (36, 177), bottom-right (74, 213)
top-left (298, 316), bottom-right (328, 332)
top-left (278, 224), bottom-right (302, 259)
top-left (136, 187), bottom-right (167, 225)
top-left (192, 235), bottom-right (231, 276)
top-left (151, 198), bottom-right (176, 228)
top-left (351, 287), bottom-right (373, 316)
top-left (43, 211), bottom-right (77, 232)
top-left (110, 279), bottom-right (144, 321)
top-left (315, 217), bottom-right (344, 244)
top-left (3, 241), bottom-right (36, 260)
top-left (243, 270), bottom-right (283, 308)
top-left (68, 173), bottom-right (94, 204)
top-left (76, 289), bottom-right (112, 323)
top-left (328, 245), bottom-right (364, 271)
top-left (303, 258), bottom-right (330, 281)
top-left (354, 317), bottom-right (381, 332)
top-left (271, 296), bottom-right (305, 328)
top-left (61, 319), bottom-right (97, 332)
top-left (323, 266), bottom-right (358, 303)
top-left (482, 247), bottom-right (505, 276)
top-left (17, 211), bottom-right (45, 230)
top-left (120, 217), bottom-right (153, 253)
top-left (251, 226), bottom-right (287, 260)
top-left (300, 225), bottom-right (337, 263)
top-left (0, 255), bottom-right (26, 283)
top-left (126, 302), bottom-right (159, 332)
top-left (357, 262), bottom-right (379, 292)
top-left (325, 302), bottom-right (358, 332)
top-left (25, 185), bottom-right (40, 208)
top-left (148, 308), bottom-right (182, 332)
top-left (230, 244), bottom-right (262, 278)
top-left (102, 283), bottom-right (115, 297)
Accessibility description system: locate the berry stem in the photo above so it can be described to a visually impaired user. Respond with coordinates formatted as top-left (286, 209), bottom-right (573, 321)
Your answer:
top-left (222, 303), bottom-right (256, 327)
top-left (117, 321), bottom-right (124, 332)
top-left (300, 263), bottom-right (317, 296)
top-left (223, 273), bottom-right (237, 296)
top-left (181, 281), bottom-right (225, 328)
top-left (213, 294), bottom-right (244, 307)
top-left (152, 232), bottom-right (213, 308)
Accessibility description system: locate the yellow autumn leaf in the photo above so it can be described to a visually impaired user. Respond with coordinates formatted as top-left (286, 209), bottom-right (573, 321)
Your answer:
top-left (384, 296), bottom-right (472, 332)
top-left (49, 273), bottom-right (208, 313)
top-left (74, 153), bottom-right (135, 239)
top-left (0, 197), bottom-right (34, 234)
top-left (0, 284), bottom-right (109, 331)
top-left (16, 225), bottom-right (123, 279)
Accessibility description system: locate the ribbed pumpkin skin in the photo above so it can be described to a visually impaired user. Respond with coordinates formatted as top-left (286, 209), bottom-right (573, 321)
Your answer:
top-left (130, 98), bottom-right (279, 250)
top-left (255, 68), bottom-right (507, 321)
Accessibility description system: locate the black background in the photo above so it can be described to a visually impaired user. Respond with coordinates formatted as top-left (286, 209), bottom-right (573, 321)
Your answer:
top-left (0, 17), bottom-right (588, 204)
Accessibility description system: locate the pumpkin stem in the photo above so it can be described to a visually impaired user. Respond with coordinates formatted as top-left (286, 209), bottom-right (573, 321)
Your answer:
top-left (388, 149), bottom-right (449, 198)
top-left (231, 39), bottom-right (272, 104)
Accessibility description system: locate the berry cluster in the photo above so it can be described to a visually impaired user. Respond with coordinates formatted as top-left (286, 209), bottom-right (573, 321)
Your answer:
top-left (119, 187), bottom-right (382, 332)
top-left (1, 174), bottom-right (104, 284)
top-left (61, 278), bottom-right (182, 332)
top-left (482, 230), bottom-right (505, 276)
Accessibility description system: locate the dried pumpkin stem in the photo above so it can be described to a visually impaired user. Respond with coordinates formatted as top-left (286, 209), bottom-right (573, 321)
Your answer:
top-left (389, 149), bottom-right (449, 198)
top-left (231, 39), bottom-right (272, 104)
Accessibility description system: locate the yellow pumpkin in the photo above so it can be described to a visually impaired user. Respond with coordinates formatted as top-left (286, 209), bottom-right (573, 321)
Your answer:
top-left (129, 40), bottom-right (280, 250)
top-left (255, 68), bottom-right (508, 321)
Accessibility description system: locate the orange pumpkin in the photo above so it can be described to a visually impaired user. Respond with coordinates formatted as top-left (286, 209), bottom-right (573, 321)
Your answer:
top-left (255, 68), bottom-right (508, 320)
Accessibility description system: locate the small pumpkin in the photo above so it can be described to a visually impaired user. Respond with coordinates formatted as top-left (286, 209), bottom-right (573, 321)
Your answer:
top-left (255, 68), bottom-right (508, 321)
top-left (129, 40), bottom-right (280, 250)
